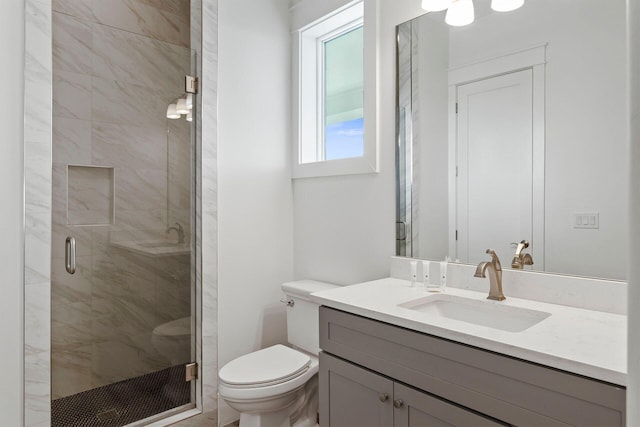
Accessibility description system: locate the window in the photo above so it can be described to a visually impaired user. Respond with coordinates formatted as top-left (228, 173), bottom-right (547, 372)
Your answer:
top-left (293, 1), bottom-right (377, 178)
top-left (324, 26), bottom-right (364, 161)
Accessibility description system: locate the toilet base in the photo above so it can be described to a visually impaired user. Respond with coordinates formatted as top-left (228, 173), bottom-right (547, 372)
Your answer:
top-left (232, 376), bottom-right (319, 427)
top-left (239, 409), bottom-right (291, 427)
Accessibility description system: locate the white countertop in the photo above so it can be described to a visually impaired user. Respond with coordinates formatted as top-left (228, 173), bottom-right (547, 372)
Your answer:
top-left (311, 278), bottom-right (627, 386)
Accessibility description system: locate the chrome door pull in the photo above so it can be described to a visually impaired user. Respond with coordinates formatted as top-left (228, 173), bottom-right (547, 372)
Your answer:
top-left (65, 237), bottom-right (76, 274)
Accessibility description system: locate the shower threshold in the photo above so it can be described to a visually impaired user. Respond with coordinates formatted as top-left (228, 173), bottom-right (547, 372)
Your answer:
top-left (51, 365), bottom-right (191, 426)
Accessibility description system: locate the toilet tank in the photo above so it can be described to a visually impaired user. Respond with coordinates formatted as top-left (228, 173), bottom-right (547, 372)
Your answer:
top-left (282, 280), bottom-right (339, 355)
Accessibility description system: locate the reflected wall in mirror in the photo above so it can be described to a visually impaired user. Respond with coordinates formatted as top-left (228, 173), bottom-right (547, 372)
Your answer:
top-left (396, 0), bottom-right (628, 280)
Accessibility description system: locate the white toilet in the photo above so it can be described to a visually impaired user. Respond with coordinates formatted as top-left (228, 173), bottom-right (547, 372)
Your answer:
top-left (218, 280), bottom-right (338, 427)
top-left (151, 316), bottom-right (191, 365)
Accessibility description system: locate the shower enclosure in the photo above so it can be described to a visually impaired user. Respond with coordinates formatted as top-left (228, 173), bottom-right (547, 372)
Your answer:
top-left (50, 1), bottom-right (200, 424)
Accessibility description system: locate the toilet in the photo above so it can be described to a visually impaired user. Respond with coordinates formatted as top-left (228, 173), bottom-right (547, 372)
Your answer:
top-left (151, 316), bottom-right (191, 366)
top-left (218, 280), bottom-right (338, 427)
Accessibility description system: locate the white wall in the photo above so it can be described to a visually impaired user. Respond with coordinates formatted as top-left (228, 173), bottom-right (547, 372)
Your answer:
top-left (292, 0), bottom-right (402, 286)
top-left (290, 0), bottom-right (360, 31)
top-left (217, 0), bottom-right (294, 424)
top-left (0, 0), bottom-right (25, 424)
top-left (627, 0), bottom-right (639, 422)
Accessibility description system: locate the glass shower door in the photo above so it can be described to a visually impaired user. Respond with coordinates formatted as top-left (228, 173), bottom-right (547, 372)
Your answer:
top-left (50, 2), bottom-right (198, 424)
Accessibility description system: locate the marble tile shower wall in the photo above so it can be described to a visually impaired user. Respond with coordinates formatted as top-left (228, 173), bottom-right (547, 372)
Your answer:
top-left (51, 0), bottom-right (193, 399)
top-left (24, 0), bottom-right (53, 424)
top-left (396, 22), bottom-right (412, 256)
top-left (200, 0), bottom-right (218, 411)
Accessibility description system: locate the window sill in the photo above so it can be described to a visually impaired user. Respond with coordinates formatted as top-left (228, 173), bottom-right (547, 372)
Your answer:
top-left (292, 154), bottom-right (378, 179)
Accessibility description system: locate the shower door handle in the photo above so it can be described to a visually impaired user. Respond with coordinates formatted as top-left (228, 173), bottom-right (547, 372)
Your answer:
top-left (65, 236), bottom-right (76, 274)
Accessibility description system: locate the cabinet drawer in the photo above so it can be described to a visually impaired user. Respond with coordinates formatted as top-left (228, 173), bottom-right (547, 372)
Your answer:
top-left (320, 306), bottom-right (625, 426)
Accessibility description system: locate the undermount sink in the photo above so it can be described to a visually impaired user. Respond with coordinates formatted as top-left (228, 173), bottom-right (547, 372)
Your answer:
top-left (399, 294), bottom-right (551, 333)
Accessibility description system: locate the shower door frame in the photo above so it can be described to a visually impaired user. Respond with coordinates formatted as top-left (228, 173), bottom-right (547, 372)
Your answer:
top-left (22, 0), bottom-right (219, 424)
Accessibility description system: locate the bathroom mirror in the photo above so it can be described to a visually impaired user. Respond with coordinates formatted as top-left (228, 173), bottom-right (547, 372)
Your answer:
top-left (396, 0), bottom-right (628, 280)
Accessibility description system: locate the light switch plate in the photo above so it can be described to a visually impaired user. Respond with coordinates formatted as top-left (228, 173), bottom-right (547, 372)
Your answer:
top-left (573, 212), bottom-right (599, 229)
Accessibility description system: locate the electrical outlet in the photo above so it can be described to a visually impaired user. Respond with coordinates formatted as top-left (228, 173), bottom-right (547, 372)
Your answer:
top-left (573, 212), bottom-right (599, 229)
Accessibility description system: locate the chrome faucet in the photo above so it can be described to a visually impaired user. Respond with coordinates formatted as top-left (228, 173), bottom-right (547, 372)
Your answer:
top-left (166, 222), bottom-right (185, 245)
top-left (474, 249), bottom-right (505, 301)
top-left (511, 240), bottom-right (534, 269)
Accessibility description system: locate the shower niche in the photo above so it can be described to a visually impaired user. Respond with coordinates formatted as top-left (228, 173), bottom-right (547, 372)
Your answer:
top-left (66, 165), bottom-right (115, 226)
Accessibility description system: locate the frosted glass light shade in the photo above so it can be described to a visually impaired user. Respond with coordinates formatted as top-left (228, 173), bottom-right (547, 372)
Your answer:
top-left (491, 0), bottom-right (524, 12)
top-left (166, 104), bottom-right (180, 119)
top-left (421, 0), bottom-right (453, 11)
top-left (185, 93), bottom-right (193, 110)
top-left (176, 98), bottom-right (189, 114)
top-left (446, 0), bottom-right (474, 26)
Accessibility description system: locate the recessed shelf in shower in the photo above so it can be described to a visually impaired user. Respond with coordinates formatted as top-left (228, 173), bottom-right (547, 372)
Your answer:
top-left (67, 165), bottom-right (115, 226)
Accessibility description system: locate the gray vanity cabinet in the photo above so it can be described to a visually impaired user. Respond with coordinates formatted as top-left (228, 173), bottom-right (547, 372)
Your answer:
top-left (320, 352), bottom-right (505, 427)
top-left (318, 306), bottom-right (626, 427)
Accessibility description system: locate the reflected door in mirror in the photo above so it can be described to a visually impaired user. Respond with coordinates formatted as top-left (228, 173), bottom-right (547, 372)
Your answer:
top-left (456, 69), bottom-right (540, 266)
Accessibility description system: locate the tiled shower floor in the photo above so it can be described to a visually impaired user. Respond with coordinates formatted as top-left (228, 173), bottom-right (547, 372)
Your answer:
top-left (51, 365), bottom-right (190, 427)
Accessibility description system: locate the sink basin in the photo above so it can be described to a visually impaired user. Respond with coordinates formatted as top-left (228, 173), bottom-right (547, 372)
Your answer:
top-left (399, 294), bottom-right (551, 332)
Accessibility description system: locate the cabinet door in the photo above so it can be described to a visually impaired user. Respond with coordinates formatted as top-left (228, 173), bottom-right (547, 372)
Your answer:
top-left (393, 383), bottom-right (508, 427)
top-left (319, 352), bottom-right (394, 427)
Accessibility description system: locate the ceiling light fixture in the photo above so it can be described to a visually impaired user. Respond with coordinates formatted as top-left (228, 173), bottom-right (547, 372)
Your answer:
top-left (491, 0), bottom-right (524, 12)
top-left (422, 0), bottom-right (523, 27)
top-left (166, 103), bottom-right (180, 119)
top-left (167, 94), bottom-right (195, 122)
top-left (176, 98), bottom-right (189, 114)
top-left (445, 0), bottom-right (475, 27)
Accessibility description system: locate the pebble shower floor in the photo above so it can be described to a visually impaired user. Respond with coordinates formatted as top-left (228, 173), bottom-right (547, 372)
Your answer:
top-left (51, 365), bottom-right (190, 426)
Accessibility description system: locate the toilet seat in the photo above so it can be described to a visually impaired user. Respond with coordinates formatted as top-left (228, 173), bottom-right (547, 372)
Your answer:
top-left (219, 345), bottom-right (311, 388)
top-left (218, 346), bottom-right (318, 403)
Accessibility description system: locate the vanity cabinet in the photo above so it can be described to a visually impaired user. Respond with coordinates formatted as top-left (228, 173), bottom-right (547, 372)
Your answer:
top-left (318, 307), bottom-right (626, 427)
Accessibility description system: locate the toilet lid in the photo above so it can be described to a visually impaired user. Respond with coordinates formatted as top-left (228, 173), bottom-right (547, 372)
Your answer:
top-left (219, 344), bottom-right (310, 387)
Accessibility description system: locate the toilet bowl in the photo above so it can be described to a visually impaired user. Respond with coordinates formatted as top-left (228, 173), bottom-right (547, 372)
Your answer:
top-left (218, 280), bottom-right (338, 427)
top-left (219, 344), bottom-right (319, 427)
top-left (151, 316), bottom-right (191, 366)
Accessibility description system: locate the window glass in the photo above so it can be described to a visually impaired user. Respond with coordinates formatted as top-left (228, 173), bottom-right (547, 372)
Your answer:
top-left (323, 26), bottom-right (364, 161)
top-left (325, 117), bottom-right (364, 160)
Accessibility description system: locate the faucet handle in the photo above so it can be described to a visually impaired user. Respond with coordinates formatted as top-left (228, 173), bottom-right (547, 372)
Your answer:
top-left (485, 249), bottom-right (502, 271)
top-left (511, 240), bottom-right (532, 269)
top-left (512, 240), bottom-right (529, 256)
